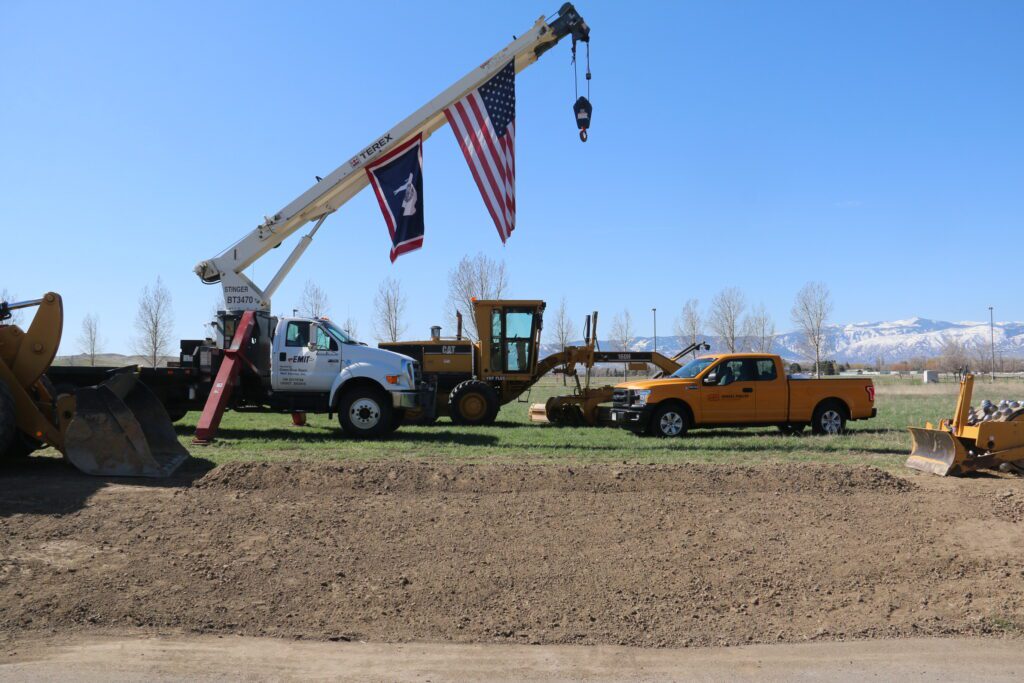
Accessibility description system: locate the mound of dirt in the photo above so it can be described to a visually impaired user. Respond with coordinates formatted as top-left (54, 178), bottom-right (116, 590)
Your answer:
top-left (1, 460), bottom-right (1020, 650)
top-left (197, 461), bottom-right (914, 496)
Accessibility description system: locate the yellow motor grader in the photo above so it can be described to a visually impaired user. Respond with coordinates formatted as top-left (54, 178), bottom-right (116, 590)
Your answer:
top-left (381, 300), bottom-right (705, 426)
top-left (0, 292), bottom-right (189, 477)
top-left (907, 373), bottom-right (1024, 476)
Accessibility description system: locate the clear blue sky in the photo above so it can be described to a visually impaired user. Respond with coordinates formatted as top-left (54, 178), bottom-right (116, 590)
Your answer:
top-left (3, 1), bottom-right (1021, 353)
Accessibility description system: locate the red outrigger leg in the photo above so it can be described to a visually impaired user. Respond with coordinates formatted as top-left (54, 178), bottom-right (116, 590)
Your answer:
top-left (193, 310), bottom-right (257, 445)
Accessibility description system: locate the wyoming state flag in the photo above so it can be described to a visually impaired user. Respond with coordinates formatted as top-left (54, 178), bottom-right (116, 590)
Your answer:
top-left (365, 134), bottom-right (425, 262)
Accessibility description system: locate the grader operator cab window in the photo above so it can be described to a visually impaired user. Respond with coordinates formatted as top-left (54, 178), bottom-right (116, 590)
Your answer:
top-left (490, 307), bottom-right (537, 374)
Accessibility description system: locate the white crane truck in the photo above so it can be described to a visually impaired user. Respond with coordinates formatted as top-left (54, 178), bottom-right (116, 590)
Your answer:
top-left (49, 4), bottom-right (591, 442)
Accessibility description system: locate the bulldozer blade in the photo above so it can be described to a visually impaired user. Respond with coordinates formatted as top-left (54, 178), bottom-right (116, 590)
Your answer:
top-left (63, 373), bottom-right (190, 478)
top-left (906, 427), bottom-right (967, 476)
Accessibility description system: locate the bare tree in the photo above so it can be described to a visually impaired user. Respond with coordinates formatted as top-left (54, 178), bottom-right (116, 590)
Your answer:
top-left (445, 252), bottom-right (509, 340)
top-left (0, 288), bottom-right (23, 326)
top-left (372, 277), bottom-right (407, 342)
top-left (133, 277), bottom-right (174, 368)
top-left (299, 279), bottom-right (330, 319)
top-left (937, 335), bottom-right (969, 373)
top-left (341, 316), bottom-right (360, 340)
top-left (791, 281), bottom-right (833, 377)
top-left (708, 287), bottom-right (746, 353)
top-left (742, 303), bottom-right (776, 353)
top-left (552, 297), bottom-right (578, 350)
top-left (78, 313), bottom-right (103, 366)
top-left (673, 298), bottom-right (702, 355)
top-left (609, 309), bottom-right (635, 379)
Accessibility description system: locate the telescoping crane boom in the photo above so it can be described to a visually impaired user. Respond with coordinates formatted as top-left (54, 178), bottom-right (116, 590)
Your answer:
top-left (194, 4), bottom-right (590, 313)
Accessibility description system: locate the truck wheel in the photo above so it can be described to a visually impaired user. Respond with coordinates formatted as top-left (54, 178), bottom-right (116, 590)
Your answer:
top-left (337, 386), bottom-right (394, 438)
top-left (812, 401), bottom-right (847, 435)
top-left (650, 403), bottom-right (689, 438)
top-left (778, 424), bottom-right (806, 436)
top-left (0, 380), bottom-right (16, 457)
top-left (448, 380), bottom-right (499, 426)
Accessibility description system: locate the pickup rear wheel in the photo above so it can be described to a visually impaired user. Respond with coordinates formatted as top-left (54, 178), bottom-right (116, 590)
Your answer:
top-left (812, 401), bottom-right (847, 435)
top-left (650, 403), bottom-right (689, 438)
top-left (337, 386), bottom-right (394, 438)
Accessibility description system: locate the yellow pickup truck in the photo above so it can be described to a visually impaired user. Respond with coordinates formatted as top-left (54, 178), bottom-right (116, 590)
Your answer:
top-left (609, 353), bottom-right (876, 437)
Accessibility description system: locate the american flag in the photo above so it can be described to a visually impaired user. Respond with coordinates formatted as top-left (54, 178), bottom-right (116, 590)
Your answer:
top-left (445, 60), bottom-right (516, 243)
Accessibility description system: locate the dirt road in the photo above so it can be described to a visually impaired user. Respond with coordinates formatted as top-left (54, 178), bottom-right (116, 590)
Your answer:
top-left (2, 634), bottom-right (1022, 681)
top-left (2, 459), bottom-right (1023, 651)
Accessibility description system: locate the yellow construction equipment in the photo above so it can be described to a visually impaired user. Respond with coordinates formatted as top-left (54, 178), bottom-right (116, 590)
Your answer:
top-left (381, 301), bottom-right (704, 426)
top-left (907, 373), bottom-right (1024, 476)
top-left (0, 292), bottom-right (189, 477)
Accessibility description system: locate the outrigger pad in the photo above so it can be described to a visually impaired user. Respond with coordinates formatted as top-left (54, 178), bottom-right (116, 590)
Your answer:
top-left (64, 372), bottom-right (190, 478)
top-left (906, 427), bottom-right (965, 476)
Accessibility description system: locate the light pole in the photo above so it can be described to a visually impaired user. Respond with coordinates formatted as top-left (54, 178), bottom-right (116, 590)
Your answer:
top-left (989, 306), bottom-right (996, 382)
top-left (652, 307), bottom-right (657, 354)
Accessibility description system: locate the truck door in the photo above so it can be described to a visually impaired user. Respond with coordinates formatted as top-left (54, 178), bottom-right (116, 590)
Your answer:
top-left (272, 320), bottom-right (340, 392)
top-left (698, 358), bottom-right (757, 423)
top-left (753, 358), bottom-right (788, 422)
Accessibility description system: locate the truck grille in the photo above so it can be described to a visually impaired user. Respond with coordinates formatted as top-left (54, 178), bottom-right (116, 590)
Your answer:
top-left (612, 388), bottom-right (630, 407)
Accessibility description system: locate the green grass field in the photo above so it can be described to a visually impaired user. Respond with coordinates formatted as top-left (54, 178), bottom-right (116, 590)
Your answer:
top-left (175, 377), bottom-right (1024, 471)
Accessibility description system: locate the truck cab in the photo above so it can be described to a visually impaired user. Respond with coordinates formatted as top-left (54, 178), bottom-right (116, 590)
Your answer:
top-left (610, 353), bottom-right (876, 438)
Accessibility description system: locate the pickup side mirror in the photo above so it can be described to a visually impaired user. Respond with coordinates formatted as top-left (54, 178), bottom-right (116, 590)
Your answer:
top-left (703, 372), bottom-right (717, 385)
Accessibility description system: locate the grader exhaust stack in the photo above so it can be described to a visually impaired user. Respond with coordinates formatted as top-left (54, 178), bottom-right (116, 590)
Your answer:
top-left (0, 292), bottom-right (189, 478)
top-left (907, 374), bottom-right (1024, 476)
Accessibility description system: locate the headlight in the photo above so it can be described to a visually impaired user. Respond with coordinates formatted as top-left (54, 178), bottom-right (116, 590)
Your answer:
top-left (634, 389), bottom-right (652, 406)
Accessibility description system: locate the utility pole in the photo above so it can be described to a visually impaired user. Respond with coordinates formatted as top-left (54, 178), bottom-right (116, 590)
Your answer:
top-left (989, 306), bottom-right (996, 382)
top-left (652, 307), bottom-right (657, 354)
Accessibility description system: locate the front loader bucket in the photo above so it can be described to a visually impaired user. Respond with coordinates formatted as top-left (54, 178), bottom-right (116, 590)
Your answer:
top-left (906, 427), bottom-right (968, 476)
top-left (63, 372), bottom-right (190, 478)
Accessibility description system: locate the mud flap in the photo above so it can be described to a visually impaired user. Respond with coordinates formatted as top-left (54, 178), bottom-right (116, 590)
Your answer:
top-left (906, 427), bottom-right (967, 476)
top-left (63, 371), bottom-right (190, 478)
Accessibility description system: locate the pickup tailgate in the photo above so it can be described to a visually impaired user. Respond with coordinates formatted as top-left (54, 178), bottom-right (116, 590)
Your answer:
top-left (787, 377), bottom-right (875, 422)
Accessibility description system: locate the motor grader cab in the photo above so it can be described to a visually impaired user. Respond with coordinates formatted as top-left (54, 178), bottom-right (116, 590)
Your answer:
top-left (0, 292), bottom-right (189, 477)
top-left (907, 373), bottom-right (1024, 476)
top-left (380, 300), bottom-right (546, 425)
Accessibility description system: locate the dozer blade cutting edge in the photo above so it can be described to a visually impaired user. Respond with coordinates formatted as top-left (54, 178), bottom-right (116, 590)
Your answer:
top-left (63, 370), bottom-right (190, 478)
top-left (906, 427), bottom-right (967, 477)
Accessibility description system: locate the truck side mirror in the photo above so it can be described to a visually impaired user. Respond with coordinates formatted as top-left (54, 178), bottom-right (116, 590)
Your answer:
top-left (703, 372), bottom-right (717, 385)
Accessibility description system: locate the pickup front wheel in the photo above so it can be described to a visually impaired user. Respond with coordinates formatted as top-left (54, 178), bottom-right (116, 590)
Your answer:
top-left (338, 386), bottom-right (395, 438)
top-left (650, 404), bottom-right (689, 438)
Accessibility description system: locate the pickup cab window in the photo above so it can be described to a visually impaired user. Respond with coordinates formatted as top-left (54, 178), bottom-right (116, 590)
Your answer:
top-left (671, 357), bottom-right (717, 379)
top-left (754, 359), bottom-right (777, 381)
top-left (315, 326), bottom-right (338, 351)
top-left (712, 359), bottom-right (757, 385)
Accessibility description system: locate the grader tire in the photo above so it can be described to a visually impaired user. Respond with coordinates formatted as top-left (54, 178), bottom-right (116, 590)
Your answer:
top-left (449, 380), bottom-right (499, 426)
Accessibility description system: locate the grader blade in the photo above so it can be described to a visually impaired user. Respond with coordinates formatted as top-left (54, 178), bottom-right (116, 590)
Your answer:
top-left (906, 427), bottom-right (966, 476)
top-left (63, 372), bottom-right (189, 478)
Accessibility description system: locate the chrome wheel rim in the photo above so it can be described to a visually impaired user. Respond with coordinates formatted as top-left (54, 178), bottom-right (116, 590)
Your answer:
top-left (821, 410), bottom-right (842, 434)
top-left (659, 411), bottom-right (684, 436)
top-left (350, 398), bottom-right (381, 429)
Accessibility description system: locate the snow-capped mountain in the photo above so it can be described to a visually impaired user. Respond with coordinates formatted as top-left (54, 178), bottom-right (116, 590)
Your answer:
top-left (542, 318), bottom-right (1024, 364)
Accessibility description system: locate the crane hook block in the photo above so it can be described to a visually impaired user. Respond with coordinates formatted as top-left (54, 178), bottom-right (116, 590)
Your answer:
top-left (573, 96), bottom-right (592, 143)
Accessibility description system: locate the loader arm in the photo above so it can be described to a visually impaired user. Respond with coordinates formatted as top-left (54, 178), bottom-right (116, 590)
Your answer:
top-left (195, 4), bottom-right (590, 312)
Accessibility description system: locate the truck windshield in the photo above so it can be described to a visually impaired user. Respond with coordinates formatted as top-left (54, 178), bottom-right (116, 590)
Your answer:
top-left (321, 320), bottom-right (357, 345)
top-left (671, 357), bottom-right (717, 379)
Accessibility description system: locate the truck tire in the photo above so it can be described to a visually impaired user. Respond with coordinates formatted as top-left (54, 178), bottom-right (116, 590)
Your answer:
top-left (812, 401), bottom-right (847, 435)
top-left (650, 403), bottom-right (689, 438)
top-left (448, 380), bottom-right (499, 426)
top-left (337, 385), bottom-right (394, 438)
top-left (0, 380), bottom-right (16, 457)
